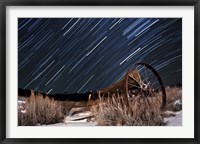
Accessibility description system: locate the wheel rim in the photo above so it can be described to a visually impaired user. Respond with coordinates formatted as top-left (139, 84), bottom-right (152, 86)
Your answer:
top-left (125, 62), bottom-right (166, 109)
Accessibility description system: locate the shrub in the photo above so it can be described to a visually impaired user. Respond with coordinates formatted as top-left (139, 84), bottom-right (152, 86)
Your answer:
top-left (93, 87), bottom-right (182, 126)
top-left (18, 91), bottom-right (64, 126)
top-left (164, 87), bottom-right (182, 111)
top-left (93, 93), bottom-right (163, 126)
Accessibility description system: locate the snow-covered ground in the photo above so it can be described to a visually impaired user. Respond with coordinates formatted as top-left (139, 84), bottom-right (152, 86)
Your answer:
top-left (18, 100), bottom-right (182, 126)
top-left (41, 111), bottom-right (97, 126)
top-left (42, 120), bottom-right (97, 126)
top-left (43, 110), bottom-right (182, 127)
top-left (164, 111), bottom-right (182, 126)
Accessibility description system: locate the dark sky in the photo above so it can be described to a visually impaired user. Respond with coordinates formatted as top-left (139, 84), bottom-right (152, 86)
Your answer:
top-left (18, 18), bottom-right (182, 94)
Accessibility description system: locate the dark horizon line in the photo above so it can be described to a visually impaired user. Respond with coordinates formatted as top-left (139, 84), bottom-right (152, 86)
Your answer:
top-left (18, 82), bottom-right (182, 95)
top-left (18, 83), bottom-right (182, 101)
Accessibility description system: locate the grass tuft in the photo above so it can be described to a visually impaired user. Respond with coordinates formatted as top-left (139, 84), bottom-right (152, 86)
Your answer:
top-left (92, 87), bottom-right (182, 126)
top-left (18, 90), bottom-right (64, 126)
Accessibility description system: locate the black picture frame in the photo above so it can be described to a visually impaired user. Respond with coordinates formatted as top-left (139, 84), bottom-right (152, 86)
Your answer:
top-left (0, 0), bottom-right (199, 143)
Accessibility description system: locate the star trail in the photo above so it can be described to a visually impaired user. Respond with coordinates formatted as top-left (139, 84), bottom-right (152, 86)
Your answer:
top-left (18, 18), bottom-right (182, 94)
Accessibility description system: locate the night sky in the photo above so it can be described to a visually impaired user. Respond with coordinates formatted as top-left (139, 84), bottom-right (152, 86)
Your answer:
top-left (18, 18), bottom-right (182, 94)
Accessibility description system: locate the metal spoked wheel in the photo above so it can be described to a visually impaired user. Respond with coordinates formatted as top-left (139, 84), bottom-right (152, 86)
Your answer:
top-left (125, 62), bottom-right (166, 110)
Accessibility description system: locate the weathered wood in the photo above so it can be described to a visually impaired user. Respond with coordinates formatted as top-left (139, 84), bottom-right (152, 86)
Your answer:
top-left (66, 111), bottom-right (93, 121)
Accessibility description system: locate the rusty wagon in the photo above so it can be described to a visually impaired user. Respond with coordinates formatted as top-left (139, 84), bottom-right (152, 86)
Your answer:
top-left (97, 62), bottom-right (167, 110)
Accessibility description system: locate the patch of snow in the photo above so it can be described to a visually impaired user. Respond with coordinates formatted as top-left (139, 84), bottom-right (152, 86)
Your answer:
top-left (164, 111), bottom-right (182, 126)
top-left (41, 120), bottom-right (97, 126)
top-left (18, 100), bottom-right (26, 105)
top-left (174, 99), bottom-right (182, 106)
top-left (21, 110), bottom-right (26, 113)
top-left (65, 111), bottom-right (93, 122)
top-left (73, 111), bottom-right (92, 116)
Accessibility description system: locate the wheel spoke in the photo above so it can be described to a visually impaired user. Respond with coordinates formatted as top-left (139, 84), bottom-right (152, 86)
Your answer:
top-left (128, 83), bottom-right (141, 88)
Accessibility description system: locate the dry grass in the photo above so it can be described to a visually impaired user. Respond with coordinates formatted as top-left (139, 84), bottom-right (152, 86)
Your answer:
top-left (92, 87), bottom-right (182, 126)
top-left (18, 87), bottom-right (182, 126)
top-left (92, 94), bottom-right (163, 126)
top-left (18, 96), bottom-right (29, 101)
top-left (147, 87), bottom-right (182, 111)
top-left (18, 90), bottom-right (64, 126)
top-left (164, 87), bottom-right (182, 111)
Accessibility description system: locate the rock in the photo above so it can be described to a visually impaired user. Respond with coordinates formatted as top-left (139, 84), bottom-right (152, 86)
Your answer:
top-left (173, 99), bottom-right (182, 111)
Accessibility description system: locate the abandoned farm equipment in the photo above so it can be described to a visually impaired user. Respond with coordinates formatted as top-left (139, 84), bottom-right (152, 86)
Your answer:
top-left (98, 62), bottom-right (167, 110)
top-left (19, 62), bottom-right (167, 110)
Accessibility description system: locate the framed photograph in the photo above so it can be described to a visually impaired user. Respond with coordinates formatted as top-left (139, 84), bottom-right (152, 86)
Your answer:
top-left (0, 0), bottom-right (199, 143)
